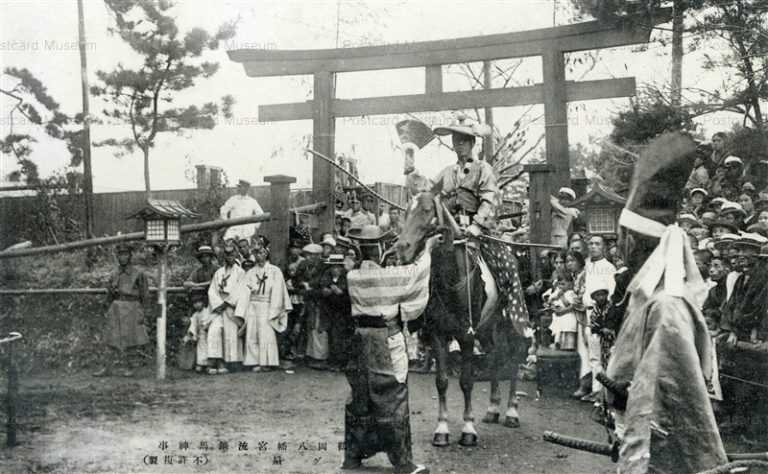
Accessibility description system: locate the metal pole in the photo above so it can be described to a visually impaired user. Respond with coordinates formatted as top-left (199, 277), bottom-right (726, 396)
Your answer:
top-left (156, 246), bottom-right (167, 380)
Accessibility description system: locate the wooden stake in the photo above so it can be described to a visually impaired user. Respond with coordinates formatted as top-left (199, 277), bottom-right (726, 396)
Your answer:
top-left (6, 340), bottom-right (17, 447)
top-left (156, 245), bottom-right (168, 380)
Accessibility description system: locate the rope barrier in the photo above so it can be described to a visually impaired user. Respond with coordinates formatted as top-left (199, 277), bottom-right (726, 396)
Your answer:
top-left (0, 287), bottom-right (188, 296)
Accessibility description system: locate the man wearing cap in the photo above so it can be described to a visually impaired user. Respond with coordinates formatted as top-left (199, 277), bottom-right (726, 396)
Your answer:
top-left (550, 187), bottom-right (581, 248)
top-left (220, 179), bottom-right (265, 243)
top-left (716, 233), bottom-right (768, 442)
top-left (183, 245), bottom-right (219, 291)
top-left (94, 244), bottom-right (150, 377)
top-left (719, 201), bottom-right (747, 230)
top-left (606, 132), bottom-right (727, 473)
top-left (319, 254), bottom-right (352, 371)
top-left (320, 233), bottom-right (337, 259)
top-left (207, 243), bottom-right (246, 374)
top-left (298, 243), bottom-right (331, 367)
top-left (710, 156), bottom-right (744, 201)
top-left (717, 233), bottom-right (768, 345)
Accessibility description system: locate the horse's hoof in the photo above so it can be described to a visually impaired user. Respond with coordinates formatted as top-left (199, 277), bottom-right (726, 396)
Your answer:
top-left (458, 432), bottom-right (478, 447)
top-left (432, 433), bottom-right (449, 447)
top-left (503, 416), bottom-right (520, 428)
top-left (481, 412), bottom-right (499, 424)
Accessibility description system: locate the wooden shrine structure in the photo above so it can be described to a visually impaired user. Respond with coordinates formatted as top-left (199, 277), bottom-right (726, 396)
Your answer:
top-left (228, 13), bottom-right (668, 243)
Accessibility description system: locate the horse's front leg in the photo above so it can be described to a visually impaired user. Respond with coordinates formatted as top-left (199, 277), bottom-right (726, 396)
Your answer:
top-left (432, 334), bottom-right (450, 447)
top-left (458, 334), bottom-right (478, 447)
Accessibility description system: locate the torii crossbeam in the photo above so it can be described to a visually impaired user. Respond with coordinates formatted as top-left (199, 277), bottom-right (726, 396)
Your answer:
top-left (228, 13), bottom-right (668, 236)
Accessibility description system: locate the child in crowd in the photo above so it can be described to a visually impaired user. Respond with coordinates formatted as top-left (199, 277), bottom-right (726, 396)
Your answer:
top-left (547, 272), bottom-right (578, 350)
top-left (183, 289), bottom-right (215, 373)
top-left (589, 287), bottom-right (613, 371)
top-left (284, 263), bottom-right (305, 361)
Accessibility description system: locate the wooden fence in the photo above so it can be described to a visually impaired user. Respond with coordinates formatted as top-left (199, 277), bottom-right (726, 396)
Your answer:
top-left (0, 183), bottom-right (405, 249)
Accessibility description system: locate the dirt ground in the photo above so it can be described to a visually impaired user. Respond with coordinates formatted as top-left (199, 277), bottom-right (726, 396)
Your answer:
top-left (0, 366), bottom-right (754, 474)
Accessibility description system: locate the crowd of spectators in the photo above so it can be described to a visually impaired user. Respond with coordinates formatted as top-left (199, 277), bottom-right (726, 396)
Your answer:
top-left (179, 190), bottom-right (408, 376)
top-left (528, 131), bottom-right (768, 444)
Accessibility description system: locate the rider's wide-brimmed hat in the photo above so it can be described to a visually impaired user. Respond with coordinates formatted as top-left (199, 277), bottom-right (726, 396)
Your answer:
top-left (433, 114), bottom-right (491, 138)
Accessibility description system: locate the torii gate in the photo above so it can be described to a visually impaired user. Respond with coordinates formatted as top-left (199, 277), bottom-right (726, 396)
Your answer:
top-left (228, 14), bottom-right (666, 242)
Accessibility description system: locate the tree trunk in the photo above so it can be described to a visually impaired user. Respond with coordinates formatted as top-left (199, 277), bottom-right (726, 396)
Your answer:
top-left (670, 0), bottom-right (684, 107)
top-left (143, 146), bottom-right (152, 198)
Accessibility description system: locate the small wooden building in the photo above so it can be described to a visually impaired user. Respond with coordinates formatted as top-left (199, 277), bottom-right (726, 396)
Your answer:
top-left (570, 181), bottom-right (626, 240)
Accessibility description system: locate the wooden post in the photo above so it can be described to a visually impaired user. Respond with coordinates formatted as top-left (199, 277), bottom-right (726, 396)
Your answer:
top-left (6, 339), bottom-right (18, 447)
top-left (264, 175), bottom-right (296, 268)
top-left (156, 245), bottom-right (168, 380)
top-left (77, 0), bottom-right (95, 238)
top-left (542, 50), bottom-right (570, 188)
top-left (425, 65), bottom-right (442, 94)
top-left (524, 163), bottom-right (555, 279)
top-left (313, 71), bottom-right (336, 238)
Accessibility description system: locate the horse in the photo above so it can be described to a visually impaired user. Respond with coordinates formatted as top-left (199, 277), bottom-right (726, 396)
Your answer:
top-left (395, 191), bottom-right (525, 447)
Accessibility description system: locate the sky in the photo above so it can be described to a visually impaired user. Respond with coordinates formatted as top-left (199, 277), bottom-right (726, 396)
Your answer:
top-left (0, 0), bottom-right (741, 194)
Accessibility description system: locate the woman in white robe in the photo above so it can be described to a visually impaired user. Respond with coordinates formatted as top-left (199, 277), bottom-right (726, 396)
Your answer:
top-left (235, 247), bottom-right (292, 371)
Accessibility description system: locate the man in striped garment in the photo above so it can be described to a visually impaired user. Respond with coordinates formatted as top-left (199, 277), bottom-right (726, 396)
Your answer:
top-left (341, 234), bottom-right (440, 474)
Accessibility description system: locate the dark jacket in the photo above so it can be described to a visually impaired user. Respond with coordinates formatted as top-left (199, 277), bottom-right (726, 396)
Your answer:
top-left (720, 264), bottom-right (768, 339)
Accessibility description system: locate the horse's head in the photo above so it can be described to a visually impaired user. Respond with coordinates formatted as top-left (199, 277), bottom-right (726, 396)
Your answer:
top-left (396, 191), bottom-right (441, 264)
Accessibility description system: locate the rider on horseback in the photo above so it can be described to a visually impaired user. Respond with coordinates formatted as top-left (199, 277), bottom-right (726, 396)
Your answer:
top-left (432, 114), bottom-right (499, 324)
